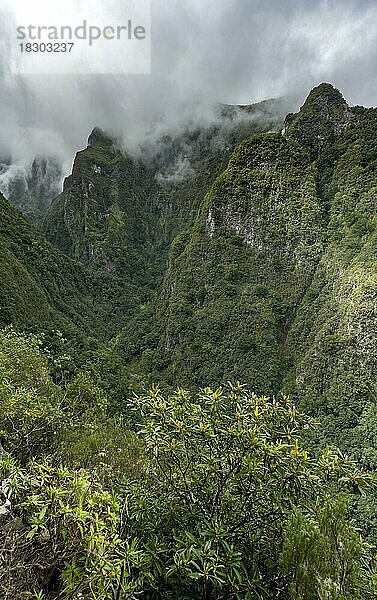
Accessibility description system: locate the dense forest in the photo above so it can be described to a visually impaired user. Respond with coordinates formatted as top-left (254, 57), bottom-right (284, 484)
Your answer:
top-left (0, 83), bottom-right (376, 598)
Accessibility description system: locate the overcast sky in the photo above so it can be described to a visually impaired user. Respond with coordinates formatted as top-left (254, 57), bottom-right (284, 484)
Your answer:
top-left (1, 0), bottom-right (377, 167)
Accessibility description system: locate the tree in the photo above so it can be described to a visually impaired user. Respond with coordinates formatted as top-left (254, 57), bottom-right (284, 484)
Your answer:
top-left (128, 384), bottom-right (374, 599)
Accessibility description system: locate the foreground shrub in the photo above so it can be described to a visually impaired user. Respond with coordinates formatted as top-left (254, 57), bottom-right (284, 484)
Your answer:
top-left (126, 384), bottom-right (375, 599)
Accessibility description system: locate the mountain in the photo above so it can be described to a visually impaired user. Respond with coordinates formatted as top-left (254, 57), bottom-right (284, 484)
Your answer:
top-left (122, 132), bottom-right (323, 391)
top-left (1, 83), bottom-right (375, 455)
top-left (0, 157), bottom-right (62, 225)
top-left (117, 83), bottom-right (376, 454)
top-left (42, 98), bottom-right (290, 338)
top-left (0, 191), bottom-right (106, 338)
top-left (282, 86), bottom-right (377, 452)
top-left (283, 82), bottom-right (353, 158)
top-left (0, 82), bottom-right (376, 598)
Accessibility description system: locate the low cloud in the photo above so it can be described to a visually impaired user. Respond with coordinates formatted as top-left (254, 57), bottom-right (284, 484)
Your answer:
top-left (0, 0), bottom-right (377, 175)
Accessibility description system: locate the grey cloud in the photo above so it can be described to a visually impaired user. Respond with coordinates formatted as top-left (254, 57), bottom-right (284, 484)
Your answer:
top-left (0, 0), bottom-right (377, 173)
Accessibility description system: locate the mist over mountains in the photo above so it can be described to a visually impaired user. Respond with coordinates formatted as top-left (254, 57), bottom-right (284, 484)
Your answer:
top-left (2, 0), bottom-right (377, 168)
top-left (0, 1), bottom-right (377, 596)
top-left (0, 82), bottom-right (375, 447)
top-left (0, 80), bottom-right (376, 597)
top-left (0, 96), bottom-right (291, 227)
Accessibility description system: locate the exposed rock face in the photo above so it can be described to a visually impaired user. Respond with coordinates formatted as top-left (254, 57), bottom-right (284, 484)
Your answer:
top-left (118, 83), bottom-right (376, 455)
top-left (203, 133), bottom-right (322, 263)
top-left (41, 99), bottom-right (290, 337)
top-left (129, 132), bottom-right (323, 391)
top-left (44, 99), bottom-right (289, 263)
top-left (0, 82), bottom-right (375, 457)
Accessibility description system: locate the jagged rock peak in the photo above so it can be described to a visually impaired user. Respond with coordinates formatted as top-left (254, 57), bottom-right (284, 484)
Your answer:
top-left (283, 82), bottom-right (352, 157)
top-left (87, 127), bottom-right (113, 146)
top-left (303, 82), bottom-right (348, 109)
top-left (285, 83), bottom-right (349, 127)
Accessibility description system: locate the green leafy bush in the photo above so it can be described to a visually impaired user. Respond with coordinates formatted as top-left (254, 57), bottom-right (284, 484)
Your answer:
top-left (125, 384), bottom-right (374, 599)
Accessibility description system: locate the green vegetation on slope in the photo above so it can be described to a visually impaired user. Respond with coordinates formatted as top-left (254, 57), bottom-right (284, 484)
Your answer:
top-left (0, 192), bottom-right (97, 334)
top-left (0, 329), bottom-right (375, 599)
top-left (3, 83), bottom-right (374, 460)
top-left (42, 101), bottom-right (288, 339)
top-left (121, 132), bottom-right (324, 392)
top-left (0, 192), bottom-right (138, 408)
top-left (119, 84), bottom-right (376, 463)
top-left (0, 83), bottom-right (376, 598)
top-left (283, 99), bottom-right (377, 453)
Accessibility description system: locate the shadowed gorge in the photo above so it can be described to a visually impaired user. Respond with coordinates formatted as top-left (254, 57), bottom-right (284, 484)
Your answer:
top-left (2, 83), bottom-right (375, 449)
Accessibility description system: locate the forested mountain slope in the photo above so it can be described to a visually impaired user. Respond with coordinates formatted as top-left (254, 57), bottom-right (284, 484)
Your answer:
top-left (1, 83), bottom-right (375, 454)
top-left (283, 85), bottom-right (377, 451)
top-left (119, 84), bottom-right (376, 456)
top-left (0, 83), bottom-right (376, 599)
top-left (42, 99), bottom-right (288, 337)
top-left (0, 191), bottom-right (103, 337)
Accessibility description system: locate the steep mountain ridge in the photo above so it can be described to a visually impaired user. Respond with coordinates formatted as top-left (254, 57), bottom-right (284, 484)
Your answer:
top-left (1, 83), bottom-right (375, 456)
top-left (117, 83), bottom-right (376, 456)
top-left (283, 93), bottom-right (377, 450)
top-left (0, 83), bottom-right (376, 600)
top-left (284, 82), bottom-right (353, 158)
top-left (44, 99), bottom-right (290, 257)
top-left (0, 191), bottom-right (104, 337)
top-left (121, 132), bottom-right (324, 391)
top-left (42, 98), bottom-right (289, 337)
